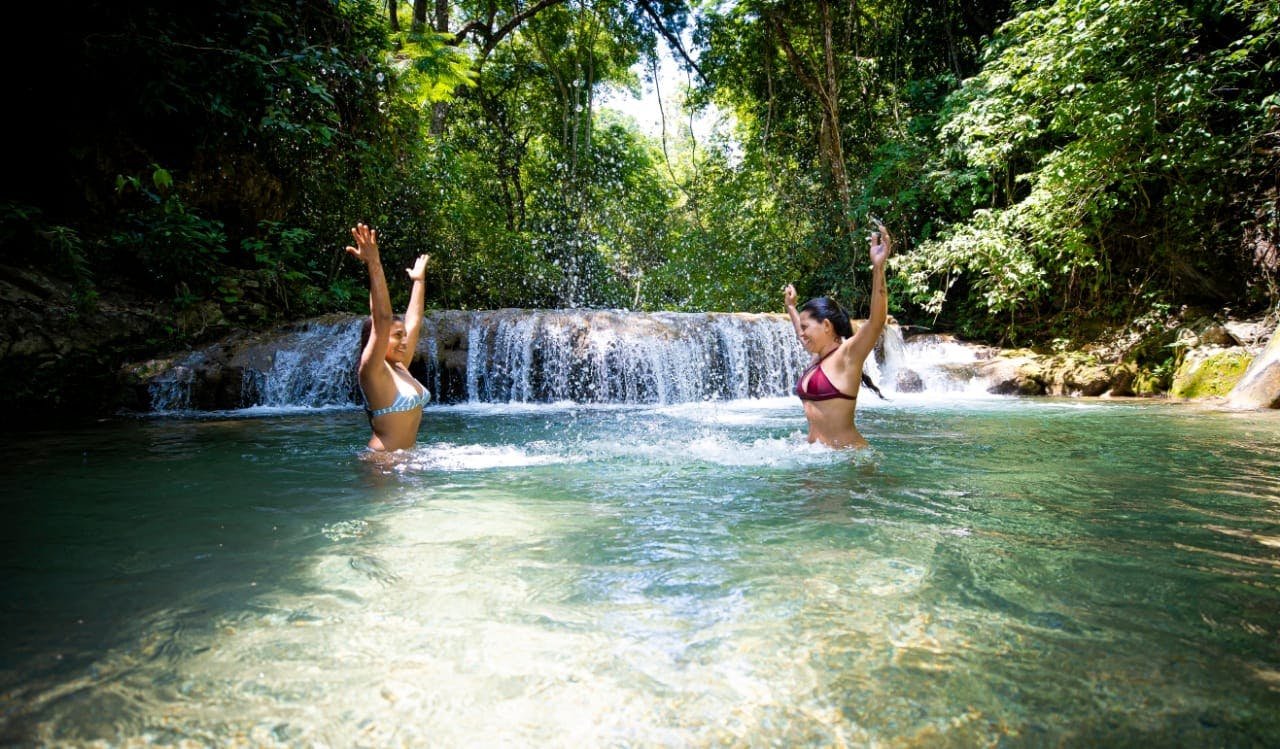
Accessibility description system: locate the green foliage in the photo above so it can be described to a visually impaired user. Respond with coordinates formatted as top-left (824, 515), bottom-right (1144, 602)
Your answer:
top-left (110, 167), bottom-right (229, 297)
top-left (47, 225), bottom-right (98, 312)
top-left (692, 0), bottom-right (1019, 320)
top-left (897, 207), bottom-right (1046, 317)
top-left (393, 29), bottom-right (479, 105)
top-left (645, 144), bottom-right (810, 311)
top-left (4, 0), bottom-right (1277, 360)
top-left (0, 203), bottom-right (99, 312)
top-left (897, 0), bottom-right (1280, 338)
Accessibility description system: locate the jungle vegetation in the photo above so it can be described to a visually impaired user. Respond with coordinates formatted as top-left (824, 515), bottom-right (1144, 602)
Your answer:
top-left (3, 0), bottom-right (1277, 349)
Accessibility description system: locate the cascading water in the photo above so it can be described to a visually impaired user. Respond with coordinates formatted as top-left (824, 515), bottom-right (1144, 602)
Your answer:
top-left (893, 332), bottom-right (998, 393)
top-left (142, 310), bottom-right (995, 412)
top-left (145, 317), bottom-right (363, 412)
top-left (464, 310), bottom-right (808, 404)
top-left (144, 351), bottom-right (206, 412)
top-left (241, 318), bottom-right (363, 408)
top-left (870, 324), bottom-right (908, 391)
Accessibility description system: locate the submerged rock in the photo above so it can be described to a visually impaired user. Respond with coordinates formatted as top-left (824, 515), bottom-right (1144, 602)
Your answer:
top-left (895, 368), bottom-right (924, 393)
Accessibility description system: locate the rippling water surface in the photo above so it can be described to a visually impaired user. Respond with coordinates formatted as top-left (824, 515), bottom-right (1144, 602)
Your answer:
top-left (1, 396), bottom-right (1279, 747)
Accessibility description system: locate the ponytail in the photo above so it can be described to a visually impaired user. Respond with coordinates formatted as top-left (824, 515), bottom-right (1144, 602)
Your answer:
top-left (861, 372), bottom-right (887, 400)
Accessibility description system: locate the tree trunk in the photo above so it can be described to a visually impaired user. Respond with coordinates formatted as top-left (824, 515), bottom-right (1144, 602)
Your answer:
top-left (412, 0), bottom-right (428, 34)
top-left (429, 0), bottom-right (451, 135)
top-left (769, 0), bottom-right (858, 275)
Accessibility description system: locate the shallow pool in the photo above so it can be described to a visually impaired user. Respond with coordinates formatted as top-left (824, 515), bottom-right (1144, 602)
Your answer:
top-left (2, 395), bottom-right (1279, 746)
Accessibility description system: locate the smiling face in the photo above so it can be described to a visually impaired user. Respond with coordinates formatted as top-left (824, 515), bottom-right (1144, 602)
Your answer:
top-left (384, 319), bottom-right (409, 362)
top-left (797, 310), bottom-right (837, 354)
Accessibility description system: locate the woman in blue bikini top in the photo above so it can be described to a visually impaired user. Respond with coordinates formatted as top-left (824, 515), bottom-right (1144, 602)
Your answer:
top-left (783, 221), bottom-right (892, 449)
top-left (345, 222), bottom-right (431, 452)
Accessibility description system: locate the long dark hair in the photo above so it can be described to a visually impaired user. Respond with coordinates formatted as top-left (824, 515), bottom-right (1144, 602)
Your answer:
top-left (359, 314), bottom-right (405, 353)
top-left (357, 315), bottom-right (407, 416)
top-left (799, 297), bottom-right (887, 400)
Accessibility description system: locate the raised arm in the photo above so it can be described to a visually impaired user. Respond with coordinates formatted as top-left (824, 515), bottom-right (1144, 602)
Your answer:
top-left (399, 253), bottom-right (430, 367)
top-left (345, 223), bottom-right (391, 376)
top-left (783, 283), bottom-right (803, 339)
top-left (844, 222), bottom-right (893, 363)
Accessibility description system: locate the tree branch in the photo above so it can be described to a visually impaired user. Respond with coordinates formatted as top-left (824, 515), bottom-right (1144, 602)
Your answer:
top-left (449, 0), bottom-right (567, 62)
top-left (636, 0), bottom-right (705, 84)
top-left (768, 12), bottom-right (833, 113)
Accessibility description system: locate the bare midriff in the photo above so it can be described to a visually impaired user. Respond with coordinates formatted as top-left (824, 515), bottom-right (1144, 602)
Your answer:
top-left (801, 397), bottom-right (868, 449)
top-left (368, 407), bottom-right (424, 451)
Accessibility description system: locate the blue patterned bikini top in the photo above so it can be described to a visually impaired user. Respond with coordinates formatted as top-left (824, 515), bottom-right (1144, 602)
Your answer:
top-left (365, 384), bottom-right (430, 418)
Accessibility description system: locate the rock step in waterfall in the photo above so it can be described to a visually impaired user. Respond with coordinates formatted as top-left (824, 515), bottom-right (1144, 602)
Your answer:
top-left (128, 310), bottom-right (1012, 412)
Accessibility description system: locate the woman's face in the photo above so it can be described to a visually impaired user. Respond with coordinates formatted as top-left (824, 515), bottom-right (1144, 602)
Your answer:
top-left (384, 320), bottom-right (409, 362)
top-left (797, 311), bottom-right (835, 354)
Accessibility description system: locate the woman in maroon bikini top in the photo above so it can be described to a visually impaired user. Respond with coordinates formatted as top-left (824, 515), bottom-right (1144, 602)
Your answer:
top-left (783, 223), bottom-right (892, 448)
top-left (795, 348), bottom-right (861, 401)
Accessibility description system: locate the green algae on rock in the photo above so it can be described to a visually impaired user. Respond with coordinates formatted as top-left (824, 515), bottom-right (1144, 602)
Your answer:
top-left (1170, 348), bottom-right (1255, 399)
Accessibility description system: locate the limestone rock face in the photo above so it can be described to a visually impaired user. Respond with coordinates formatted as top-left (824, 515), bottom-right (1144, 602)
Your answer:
top-left (976, 353), bottom-right (1044, 395)
top-left (1224, 320), bottom-right (1273, 350)
top-left (1, 264), bottom-right (170, 422)
top-left (1226, 320), bottom-right (1280, 409)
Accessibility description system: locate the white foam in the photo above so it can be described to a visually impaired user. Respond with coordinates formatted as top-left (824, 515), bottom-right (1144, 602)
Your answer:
top-left (397, 442), bottom-right (578, 472)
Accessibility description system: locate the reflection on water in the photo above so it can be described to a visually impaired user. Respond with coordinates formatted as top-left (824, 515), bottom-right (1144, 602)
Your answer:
top-left (1, 396), bottom-right (1279, 746)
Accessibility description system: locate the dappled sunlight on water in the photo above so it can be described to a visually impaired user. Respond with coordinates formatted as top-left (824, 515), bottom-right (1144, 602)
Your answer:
top-left (1, 398), bottom-right (1279, 746)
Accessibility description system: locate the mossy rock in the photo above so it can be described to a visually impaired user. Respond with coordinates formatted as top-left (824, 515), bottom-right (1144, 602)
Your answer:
top-left (1170, 348), bottom-right (1254, 399)
top-left (1132, 368), bottom-right (1169, 396)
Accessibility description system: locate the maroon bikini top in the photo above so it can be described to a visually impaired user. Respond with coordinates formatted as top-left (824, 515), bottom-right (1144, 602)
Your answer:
top-left (795, 348), bottom-right (857, 402)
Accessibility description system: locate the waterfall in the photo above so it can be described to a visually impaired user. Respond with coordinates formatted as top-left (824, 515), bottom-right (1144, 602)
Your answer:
top-left (139, 311), bottom-right (998, 411)
top-left (463, 310), bottom-right (807, 404)
top-left (894, 333), bottom-right (999, 393)
top-left (869, 324), bottom-right (908, 391)
top-left (145, 317), bottom-right (362, 412)
top-left (144, 352), bottom-right (206, 412)
top-left (240, 319), bottom-right (363, 407)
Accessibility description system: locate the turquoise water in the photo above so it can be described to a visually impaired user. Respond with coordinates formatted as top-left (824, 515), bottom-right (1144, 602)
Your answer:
top-left (1, 395), bottom-right (1279, 746)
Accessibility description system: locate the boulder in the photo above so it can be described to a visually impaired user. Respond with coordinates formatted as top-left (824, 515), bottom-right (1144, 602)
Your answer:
top-left (1196, 324), bottom-right (1235, 348)
top-left (1224, 320), bottom-right (1272, 351)
top-left (895, 368), bottom-right (924, 393)
top-left (977, 353), bottom-right (1045, 395)
top-left (1040, 353), bottom-right (1113, 396)
top-left (1103, 362), bottom-right (1138, 397)
top-left (1226, 320), bottom-right (1280, 409)
top-left (1171, 347), bottom-right (1255, 400)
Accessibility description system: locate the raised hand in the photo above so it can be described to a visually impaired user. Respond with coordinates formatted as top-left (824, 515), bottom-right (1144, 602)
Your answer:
top-left (869, 221), bottom-right (892, 268)
top-left (783, 283), bottom-right (798, 309)
top-left (407, 253), bottom-right (430, 282)
top-left (344, 223), bottom-right (379, 264)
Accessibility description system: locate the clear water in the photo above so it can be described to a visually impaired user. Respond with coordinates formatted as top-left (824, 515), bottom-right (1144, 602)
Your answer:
top-left (2, 396), bottom-right (1279, 747)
